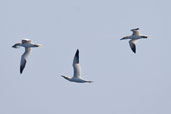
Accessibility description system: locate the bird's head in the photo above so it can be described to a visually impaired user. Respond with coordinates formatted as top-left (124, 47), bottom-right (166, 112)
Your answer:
top-left (131, 28), bottom-right (139, 31)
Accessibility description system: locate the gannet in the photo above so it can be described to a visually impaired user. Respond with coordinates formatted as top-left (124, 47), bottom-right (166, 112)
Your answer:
top-left (61, 49), bottom-right (92, 83)
top-left (12, 39), bottom-right (41, 74)
top-left (120, 28), bottom-right (149, 53)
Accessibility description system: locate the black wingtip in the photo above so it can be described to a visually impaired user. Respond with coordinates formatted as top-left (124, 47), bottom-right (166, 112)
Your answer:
top-left (130, 44), bottom-right (136, 53)
top-left (74, 49), bottom-right (79, 63)
top-left (12, 45), bottom-right (17, 48)
top-left (132, 48), bottom-right (136, 53)
top-left (20, 66), bottom-right (24, 74)
top-left (75, 49), bottom-right (79, 56)
top-left (133, 50), bottom-right (136, 53)
top-left (20, 59), bottom-right (26, 74)
top-left (20, 68), bottom-right (23, 74)
top-left (131, 47), bottom-right (136, 53)
top-left (76, 49), bottom-right (79, 53)
top-left (142, 36), bottom-right (148, 38)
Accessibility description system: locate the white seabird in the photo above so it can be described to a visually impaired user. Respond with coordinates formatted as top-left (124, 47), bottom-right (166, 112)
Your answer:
top-left (12, 39), bottom-right (41, 74)
top-left (120, 28), bottom-right (149, 53)
top-left (61, 49), bottom-right (92, 83)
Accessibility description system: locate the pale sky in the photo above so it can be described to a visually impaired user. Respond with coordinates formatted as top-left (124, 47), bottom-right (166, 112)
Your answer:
top-left (1, 0), bottom-right (171, 114)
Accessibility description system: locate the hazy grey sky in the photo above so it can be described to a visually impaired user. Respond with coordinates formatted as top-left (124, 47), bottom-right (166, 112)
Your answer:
top-left (1, 0), bottom-right (171, 114)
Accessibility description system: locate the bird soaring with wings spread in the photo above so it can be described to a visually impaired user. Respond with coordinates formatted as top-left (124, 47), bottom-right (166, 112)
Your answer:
top-left (120, 28), bottom-right (149, 53)
top-left (61, 49), bottom-right (92, 83)
top-left (12, 39), bottom-right (41, 74)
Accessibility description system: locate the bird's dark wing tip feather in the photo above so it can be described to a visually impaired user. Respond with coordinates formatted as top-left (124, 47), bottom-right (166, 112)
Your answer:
top-left (76, 49), bottom-right (79, 54)
top-left (75, 49), bottom-right (79, 63)
top-left (133, 49), bottom-right (136, 53)
top-left (12, 44), bottom-right (18, 48)
top-left (20, 59), bottom-right (26, 74)
top-left (131, 44), bottom-right (136, 53)
top-left (75, 49), bottom-right (79, 57)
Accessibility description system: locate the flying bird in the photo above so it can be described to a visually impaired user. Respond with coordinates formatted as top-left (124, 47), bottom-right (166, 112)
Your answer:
top-left (61, 49), bottom-right (92, 83)
top-left (120, 28), bottom-right (149, 53)
top-left (12, 39), bottom-right (41, 74)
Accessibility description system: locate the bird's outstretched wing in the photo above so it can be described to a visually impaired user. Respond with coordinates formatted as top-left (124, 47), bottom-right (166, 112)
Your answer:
top-left (129, 40), bottom-right (137, 53)
top-left (20, 48), bottom-right (31, 74)
top-left (73, 49), bottom-right (81, 78)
